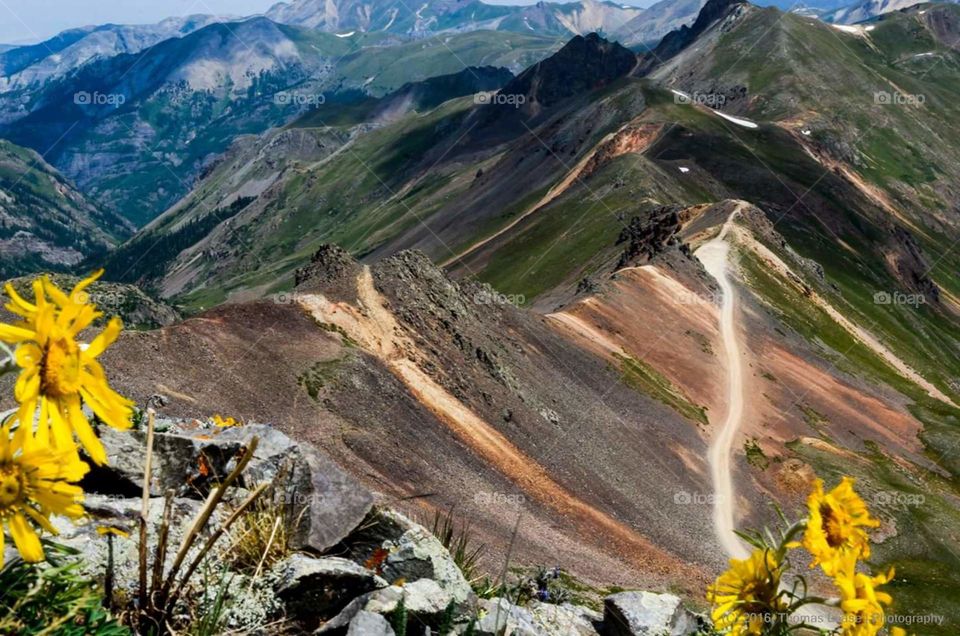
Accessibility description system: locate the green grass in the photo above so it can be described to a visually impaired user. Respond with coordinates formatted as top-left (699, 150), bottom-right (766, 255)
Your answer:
top-left (616, 352), bottom-right (708, 426)
top-left (297, 358), bottom-right (348, 400)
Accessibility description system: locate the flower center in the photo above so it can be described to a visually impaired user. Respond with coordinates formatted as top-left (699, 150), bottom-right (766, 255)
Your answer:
top-left (820, 502), bottom-right (846, 547)
top-left (41, 336), bottom-right (82, 397)
top-left (0, 465), bottom-right (24, 509)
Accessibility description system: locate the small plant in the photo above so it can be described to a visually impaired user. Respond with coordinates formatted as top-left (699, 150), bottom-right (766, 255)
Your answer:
top-left (438, 599), bottom-right (456, 635)
top-left (226, 474), bottom-right (293, 575)
top-left (390, 594), bottom-right (408, 636)
top-left (188, 570), bottom-right (233, 636)
top-left (131, 413), bottom-right (268, 634)
top-left (743, 438), bottom-right (769, 470)
top-left (429, 507), bottom-right (486, 585)
top-left (0, 543), bottom-right (128, 635)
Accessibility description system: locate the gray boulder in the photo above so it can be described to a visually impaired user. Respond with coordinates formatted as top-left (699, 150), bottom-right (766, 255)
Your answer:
top-left (318, 580), bottom-right (455, 635)
top-left (347, 611), bottom-right (396, 636)
top-left (476, 598), bottom-right (539, 635)
top-left (274, 554), bottom-right (387, 623)
top-left (530, 601), bottom-right (601, 635)
top-left (475, 598), bottom-right (601, 636)
top-left (98, 422), bottom-right (374, 554)
top-left (214, 424), bottom-right (374, 553)
top-left (365, 579), bottom-right (453, 617)
top-left (97, 426), bottom-right (240, 496)
top-left (376, 510), bottom-right (476, 613)
top-left (602, 591), bottom-right (699, 636)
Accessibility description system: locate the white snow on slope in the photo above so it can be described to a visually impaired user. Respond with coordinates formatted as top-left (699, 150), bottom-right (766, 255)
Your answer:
top-left (713, 109), bottom-right (758, 129)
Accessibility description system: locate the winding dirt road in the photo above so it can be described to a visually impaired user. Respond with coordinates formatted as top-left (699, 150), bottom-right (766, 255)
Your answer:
top-left (695, 208), bottom-right (750, 560)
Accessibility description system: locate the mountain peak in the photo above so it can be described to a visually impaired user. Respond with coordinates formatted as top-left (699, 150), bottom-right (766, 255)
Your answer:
top-left (496, 32), bottom-right (637, 110)
top-left (640, 0), bottom-right (751, 70)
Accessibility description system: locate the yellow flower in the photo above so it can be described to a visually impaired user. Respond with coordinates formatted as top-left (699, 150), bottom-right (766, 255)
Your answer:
top-left (707, 548), bottom-right (784, 635)
top-left (0, 271), bottom-right (133, 465)
top-left (212, 414), bottom-right (239, 428)
top-left (0, 423), bottom-right (86, 567)
top-left (835, 551), bottom-right (894, 636)
top-left (802, 477), bottom-right (879, 576)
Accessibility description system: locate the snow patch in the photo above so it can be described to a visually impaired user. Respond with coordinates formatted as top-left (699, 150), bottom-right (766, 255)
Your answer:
top-left (335, 31), bottom-right (355, 37)
top-left (712, 109), bottom-right (758, 129)
top-left (678, 166), bottom-right (690, 173)
top-left (832, 24), bottom-right (862, 33)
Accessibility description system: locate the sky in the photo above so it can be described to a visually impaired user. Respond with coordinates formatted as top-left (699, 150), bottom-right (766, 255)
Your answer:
top-left (0, 0), bottom-right (280, 43)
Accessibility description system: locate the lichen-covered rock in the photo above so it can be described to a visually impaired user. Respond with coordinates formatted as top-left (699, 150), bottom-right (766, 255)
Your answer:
top-left (602, 591), bottom-right (699, 636)
top-left (51, 493), bottom-right (206, 593)
top-left (530, 601), bottom-right (601, 635)
top-left (474, 598), bottom-right (601, 636)
top-left (274, 554), bottom-right (386, 624)
top-left (97, 422), bottom-right (374, 553)
top-left (476, 598), bottom-right (539, 635)
top-left (364, 579), bottom-right (452, 617)
top-left (376, 510), bottom-right (476, 613)
top-left (347, 610), bottom-right (396, 636)
top-left (214, 424), bottom-right (375, 553)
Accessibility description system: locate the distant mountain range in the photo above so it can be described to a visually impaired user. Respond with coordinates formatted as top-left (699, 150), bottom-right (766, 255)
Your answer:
top-left (0, 0), bottom-right (941, 229)
top-left (0, 15), bottom-right (230, 91)
top-left (0, 20), bottom-right (559, 226)
top-left (265, 0), bottom-right (646, 36)
top-left (0, 139), bottom-right (130, 277)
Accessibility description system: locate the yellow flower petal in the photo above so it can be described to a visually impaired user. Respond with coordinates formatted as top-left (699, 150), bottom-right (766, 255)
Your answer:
top-left (8, 513), bottom-right (44, 562)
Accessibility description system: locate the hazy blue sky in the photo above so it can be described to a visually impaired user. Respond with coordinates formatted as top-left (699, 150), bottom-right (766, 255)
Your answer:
top-left (0, 0), bottom-right (279, 43)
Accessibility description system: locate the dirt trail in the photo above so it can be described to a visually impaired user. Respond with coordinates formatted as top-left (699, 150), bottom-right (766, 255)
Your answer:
top-left (694, 206), bottom-right (750, 560)
top-left (297, 268), bottom-right (692, 575)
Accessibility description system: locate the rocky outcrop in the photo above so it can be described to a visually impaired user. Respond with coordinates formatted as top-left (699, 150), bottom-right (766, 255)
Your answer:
top-left (2, 274), bottom-right (179, 329)
top-left (603, 591), bottom-right (700, 636)
top-left (615, 206), bottom-right (687, 269)
top-left (639, 0), bottom-right (751, 72)
top-left (294, 244), bottom-right (364, 302)
top-left (15, 415), bottom-right (710, 636)
top-left (477, 598), bottom-right (602, 635)
top-left (274, 555), bottom-right (387, 628)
